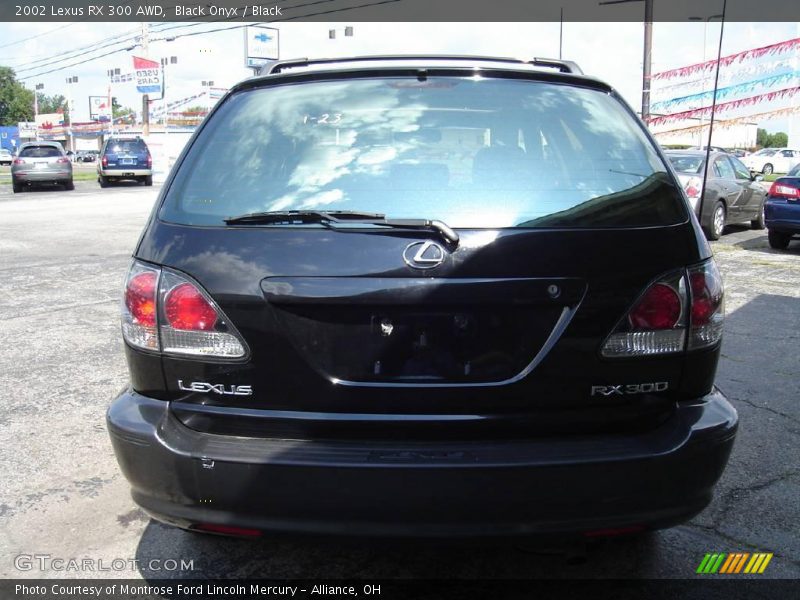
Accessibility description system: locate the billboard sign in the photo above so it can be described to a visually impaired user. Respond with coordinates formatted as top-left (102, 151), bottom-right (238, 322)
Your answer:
top-left (89, 96), bottom-right (112, 121)
top-left (244, 25), bottom-right (279, 69)
top-left (133, 56), bottom-right (162, 94)
top-left (35, 113), bottom-right (64, 130)
top-left (18, 121), bottom-right (37, 138)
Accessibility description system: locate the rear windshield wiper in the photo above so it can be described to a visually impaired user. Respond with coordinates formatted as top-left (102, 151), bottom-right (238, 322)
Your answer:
top-left (224, 210), bottom-right (460, 246)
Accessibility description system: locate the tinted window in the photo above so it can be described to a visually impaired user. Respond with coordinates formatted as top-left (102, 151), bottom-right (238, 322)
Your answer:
top-left (106, 140), bottom-right (147, 154)
top-left (20, 146), bottom-right (62, 158)
top-left (729, 157), bottom-right (752, 180)
top-left (667, 154), bottom-right (703, 173)
top-left (714, 157), bottom-right (735, 180)
top-left (161, 77), bottom-right (684, 229)
top-left (788, 164), bottom-right (800, 177)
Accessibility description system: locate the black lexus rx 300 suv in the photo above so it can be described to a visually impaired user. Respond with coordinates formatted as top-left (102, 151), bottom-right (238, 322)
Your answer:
top-left (108, 56), bottom-right (737, 538)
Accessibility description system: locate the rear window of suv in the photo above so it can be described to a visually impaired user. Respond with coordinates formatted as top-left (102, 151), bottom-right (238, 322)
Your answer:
top-left (161, 76), bottom-right (685, 229)
top-left (106, 140), bottom-right (147, 154)
top-left (20, 146), bottom-right (62, 158)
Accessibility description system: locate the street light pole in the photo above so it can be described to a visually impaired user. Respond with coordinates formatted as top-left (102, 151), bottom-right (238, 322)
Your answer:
top-left (161, 56), bottom-right (177, 135)
top-left (34, 83), bottom-right (44, 141)
top-left (65, 76), bottom-right (77, 153)
top-left (698, 0), bottom-right (728, 222)
top-left (689, 14), bottom-right (724, 146)
top-left (107, 68), bottom-right (120, 137)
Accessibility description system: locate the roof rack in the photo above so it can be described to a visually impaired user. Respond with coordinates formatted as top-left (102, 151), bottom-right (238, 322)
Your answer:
top-left (264, 55), bottom-right (583, 76)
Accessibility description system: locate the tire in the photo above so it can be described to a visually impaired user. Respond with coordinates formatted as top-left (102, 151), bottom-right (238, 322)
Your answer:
top-left (762, 163), bottom-right (774, 175)
top-left (12, 180), bottom-right (22, 193)
top-left (704, 201), bottom-right (726, 241)
top-left (99, 176), bottom-right (109, 188)
top-left (144, 175), bottom-right (153, 187)
top-left (750, 201), bottom-right (766, 230)
top-left (64, 179), bottom-right (75, 191)
top-left (768, 230), bottom-right (791, 250)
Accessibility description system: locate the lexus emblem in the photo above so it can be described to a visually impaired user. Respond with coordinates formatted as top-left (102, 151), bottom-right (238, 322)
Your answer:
top-left (403, 240), bottom-right (447, 269)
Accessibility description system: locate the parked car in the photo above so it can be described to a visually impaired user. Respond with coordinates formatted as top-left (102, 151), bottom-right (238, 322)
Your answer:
top-left (76, 150), bottom-right (98, 163)
top-left (742, 148), bottom-right (800, 175)
top-left (0, 148), bottom-right (12, 166)
top-left (11, 141), bottom-right (73, 193)
top-left (108, 55), bottom-right (735, 539)
top-left (665, 150), bottom-right (766, 240)
top-left (764, 162), bottom-right (800, 249)
top-left (97, 136), bottom-right (152, 187)
top-left (727, 149), bottom-right (749, 158)
top-left (689, 145), bottom-right (728, 153)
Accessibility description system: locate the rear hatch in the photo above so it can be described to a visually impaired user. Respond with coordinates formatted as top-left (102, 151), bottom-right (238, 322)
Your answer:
top-left (129, 69), bottom-right (715, 439)
top-left (103, 139), bottom-right (149, 170)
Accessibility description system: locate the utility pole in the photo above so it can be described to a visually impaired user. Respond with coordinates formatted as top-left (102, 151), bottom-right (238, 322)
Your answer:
top-left (642, 0), bottom-right (653, 123)
top-left (141, 22), bottom-right (150, 136)
top-left (598, 0), bottom-right (654, 122)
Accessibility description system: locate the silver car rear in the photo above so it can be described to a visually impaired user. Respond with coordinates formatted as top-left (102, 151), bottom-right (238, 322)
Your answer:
top-left (11, 142), bottom-right (74, 193)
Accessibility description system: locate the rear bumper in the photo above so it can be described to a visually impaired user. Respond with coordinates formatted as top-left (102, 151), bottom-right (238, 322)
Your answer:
top-left (107, 389), bottom-right (737, 537)
top-left (13, 170), bottom-right (71, 181)
top-left (765, 199), bottom-right (800, 233)
top-left (98, 168), bottom-right (151, 177)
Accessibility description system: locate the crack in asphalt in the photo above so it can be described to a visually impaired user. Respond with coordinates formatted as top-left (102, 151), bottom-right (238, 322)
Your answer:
top-left (702, 470), bottom-right (800, 533)
top-left (728, 394), bottom-right (800, 425)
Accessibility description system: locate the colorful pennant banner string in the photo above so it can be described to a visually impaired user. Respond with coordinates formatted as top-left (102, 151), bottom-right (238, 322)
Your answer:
top-left (651, 59), bottom-right (797, 98)
top-left (651, 71), bottom-right (800, 111)
top-left (647, 86), bottom-right (800, 126)
top-left (653, 106), bottom-right (800, 139)
top-left (652, 37), bottom-right (800, 81)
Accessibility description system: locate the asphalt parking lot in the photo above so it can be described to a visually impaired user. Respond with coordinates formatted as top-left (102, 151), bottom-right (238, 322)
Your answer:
top-left (0, 180), bottom-right (798, 581)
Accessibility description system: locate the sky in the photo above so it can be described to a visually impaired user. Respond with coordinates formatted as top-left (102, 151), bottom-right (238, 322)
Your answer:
top-left (0, 20), bottom-right (797, 135)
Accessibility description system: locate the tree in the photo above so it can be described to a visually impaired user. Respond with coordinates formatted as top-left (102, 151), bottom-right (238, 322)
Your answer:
top-left (757, 127), bottom-right (789, 148)
top-left (111, 97), bottom-right (135, 122)
top-left (36, 92), bottom-right (67, 114)
top-left (0, 66), bottom-right (34, 125)
top-left (756, 128), bottom-right (769, 147)
top-left (770, 132), bottom-right (788, 147)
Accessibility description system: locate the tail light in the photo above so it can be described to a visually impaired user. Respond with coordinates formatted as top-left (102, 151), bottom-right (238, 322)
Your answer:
top-left (13, 158), bottom-right (25, 165)
top-left (602, 259), bottom-right (723, 357)
top-left (687, 260), bottom-right (724, 350)
top-left (122, 263), bottom-right (160, 351)
top-left (121, 261), bottom-right (247, 358)
top-left (102, 155), bottom-right (108, 167)
top-left (56, 157), bottom-right (70, 164)
top-left (145, 153), bottom-right (152, 168)
top-left (679, 175), bottom-right (703, 211)
top-left (768, 182), bottom-right (800, 199)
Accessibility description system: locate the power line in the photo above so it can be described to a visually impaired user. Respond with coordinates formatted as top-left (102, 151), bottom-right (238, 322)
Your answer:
top-left (19, 0), bottom-right (405, 81)
top-left (13, 29), bottom-right (141, 72)
top-left (0, 23), bottom-right (79, 51)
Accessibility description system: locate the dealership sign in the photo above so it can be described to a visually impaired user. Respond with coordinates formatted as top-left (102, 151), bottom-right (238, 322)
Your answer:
top-left (134, 56), bottom-right (162, 94)
top-left (244, 25), bottom-right (279, 68)
top-left (35, 113), bottom-right (64, 130)
top-left (89, 96), bottom-right (111, 121)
